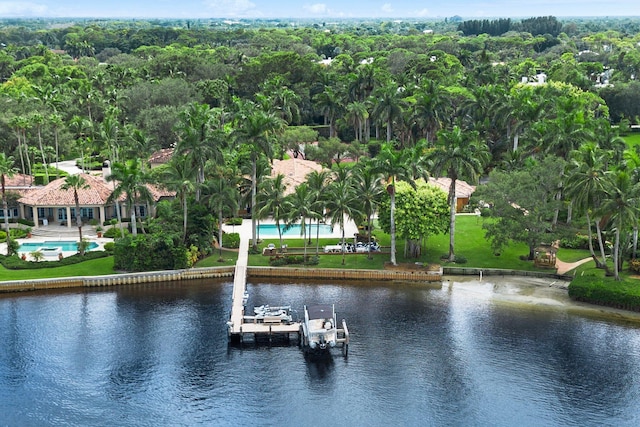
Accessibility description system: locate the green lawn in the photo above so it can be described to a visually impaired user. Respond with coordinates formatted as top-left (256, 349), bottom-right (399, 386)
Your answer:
top-left (247, 215), bottom-right (589, 271)
top-left (0, 256), bottom-right (116, 281)
top-left (1, 216), bottom-right (595, 280)
top-left (623, 133), bottom-right (640, 149)
top-left (195, 249), bottom-right (239, 267)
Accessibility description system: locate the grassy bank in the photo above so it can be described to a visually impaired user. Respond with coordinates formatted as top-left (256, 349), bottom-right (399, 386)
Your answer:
top-left (569, 268), bottom-right (640, 311)
top-left (0, 256), bottom-right (115, 281)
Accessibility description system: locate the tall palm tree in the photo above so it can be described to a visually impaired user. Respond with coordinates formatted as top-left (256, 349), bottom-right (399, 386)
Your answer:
top-left (174, 103), bottom-right (226, 201)
top-left (353, 161), bottom-right (384, 259)
top-left (373, 143), bottom-right (416, 266)
top-left (0, 154), bottom-right (17, 255)
top-left (257, 174), bottom-right (290, 251)
top-left (285, 183), bottom-right (315, 261)
top-left (157, 155), bottom-right (197, 241)
top-left (325, 174), bottom-right (362, 265)
top-left (233, 105), bottom-right (285, 251)
top-left (61, 175), bottom-right (90, 255)
top-left (597, 170), bottom-right (640, 281)
top-left (372, 82), bottom-right (404, 143)
top-left (204, 173), bottom-right (240, 259)
top-left (306, 169), bottom-right (332, 255)
top-left (565, 142), bottom-right (612, 269)
top-left (428, 126), bottom-right (489, 262)
top-left (106, 159), bottom-right (152, 237)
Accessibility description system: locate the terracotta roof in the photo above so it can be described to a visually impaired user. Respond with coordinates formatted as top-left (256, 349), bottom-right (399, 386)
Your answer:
top-left (3, 173), bottom-right (33, 188)
top-left (428, 177), bottom-right (476, 199)
top-left (149, 148), bottom-right (174, 165)
top-left (271, 158), bottom-right (326, 195)
top-left (17, 174), bottom-right (174, 207)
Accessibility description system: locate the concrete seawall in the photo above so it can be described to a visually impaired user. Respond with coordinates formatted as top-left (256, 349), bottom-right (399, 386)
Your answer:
top-left (0, 267), bottom-right (235, 293)
top-left (0, 265), bottom-right (443, 293)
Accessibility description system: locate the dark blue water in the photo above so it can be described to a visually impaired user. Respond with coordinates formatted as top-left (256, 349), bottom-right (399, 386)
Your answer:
top-left (1, 278), bottom-right (639, 426)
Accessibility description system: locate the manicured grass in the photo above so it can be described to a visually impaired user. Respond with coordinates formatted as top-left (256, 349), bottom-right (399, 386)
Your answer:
top-left (248, 215), bottom-right (571, 271)
top-left (0, 256), bottom-right (115, 281)
top-left (623, 133), bottom-right (640, 149)
top-left (196, 249), bottom-right (239, 267)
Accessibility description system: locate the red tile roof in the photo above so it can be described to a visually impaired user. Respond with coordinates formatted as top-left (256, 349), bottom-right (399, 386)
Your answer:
top-left (17, 174), bottom-right (174, 207)
top-left (271, 158), bottom-right (326, 195)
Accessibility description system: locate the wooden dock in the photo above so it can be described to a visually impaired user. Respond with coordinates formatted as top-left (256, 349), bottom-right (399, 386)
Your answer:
top-left (228, 235), bottom-right (301, 342)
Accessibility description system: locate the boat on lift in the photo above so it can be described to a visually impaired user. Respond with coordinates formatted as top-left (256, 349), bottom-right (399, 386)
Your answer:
top-left (253, 304), bottom-right (293, 324)
top-left (301, 304), bottom-right (349, 355)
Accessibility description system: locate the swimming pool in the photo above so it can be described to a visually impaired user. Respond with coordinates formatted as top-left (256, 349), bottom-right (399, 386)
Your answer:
top-left (19, 241), bottom-right (99, 253)
top-left (257, 223), bottom-right (333, 237)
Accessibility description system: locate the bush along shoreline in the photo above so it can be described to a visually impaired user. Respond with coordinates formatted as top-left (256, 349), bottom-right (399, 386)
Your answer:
top-left (568, 274), bottom-right (640, 312)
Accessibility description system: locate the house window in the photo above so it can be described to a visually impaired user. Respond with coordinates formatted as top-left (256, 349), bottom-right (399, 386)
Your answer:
top-left (58, 208), bottom-right (67, 220)
top-left (138, 205), bottom-right (147, 218)
top-left (80, 208), bottom-right (94, 219)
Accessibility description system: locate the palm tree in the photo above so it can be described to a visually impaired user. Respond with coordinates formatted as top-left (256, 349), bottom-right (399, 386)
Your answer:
top-left (61, 175), bottom-right (90, 255)
top-left (203, 173), bottom-right (240, 260)
top-left (372, 82), bottom-right (404, 143)
top-left (257, 174), bottom-right (289, 251)
top-left (157, 155), bottom-right (197, 241)
top-left (306, 169), bottom-right (332, 255)
top-left (0, 154), bottom-right (17, 255)
top-left (597, 170), bottom-right (640, 281)
top-left (106, 159), bottom-right (153, 237)
top-left (174, 103), bottom-right (226, 201)
top-left (325, 174), bottom-right (362, 265)
top-left (428, 126), bottom-right (489, 262)
top-left (564, 142), bottom-right (612, 269)
top-left (233, 105), bottom-right (285, 251)
top-left (353, 161), bottom-right (384, 259)
top-left (373, 143), bottom-right (416, 266)
top-left (285, 183), bottom-right (315, 261)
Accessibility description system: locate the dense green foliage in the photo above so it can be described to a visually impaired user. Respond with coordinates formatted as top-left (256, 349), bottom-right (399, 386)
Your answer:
top-left (0, 250), bottom-right (108, 270)
top-left (113, 234), bottom-right (188, 271)
top-left (569, 274), bottom-right (640, 311)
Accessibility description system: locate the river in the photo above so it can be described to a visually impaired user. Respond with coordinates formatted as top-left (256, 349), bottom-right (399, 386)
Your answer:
top-left (1, 276), bottom-right (639, 426)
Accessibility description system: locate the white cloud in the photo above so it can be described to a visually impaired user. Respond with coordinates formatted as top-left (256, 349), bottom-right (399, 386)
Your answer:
top-left (0, 1), bottom-right (48, 16)
top-left (381, 3), bottom-right (393, 13)
top-left (414, 8), bottom-right (430, 17)
top-left (203, 0), bottom-right (257, 17)
top-left (304, 3), bottom-right (328, 14)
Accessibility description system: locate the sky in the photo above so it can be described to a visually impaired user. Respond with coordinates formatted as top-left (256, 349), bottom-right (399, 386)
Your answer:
top-left (1, 0), bottom-right (639, 19)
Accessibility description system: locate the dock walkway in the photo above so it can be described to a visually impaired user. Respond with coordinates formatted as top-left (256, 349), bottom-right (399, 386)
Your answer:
top-left (227, 222), bottom-right (301, 342)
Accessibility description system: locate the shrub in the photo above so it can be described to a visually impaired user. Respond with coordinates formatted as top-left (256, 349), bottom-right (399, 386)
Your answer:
top-left (630, 259), bottom-right (640, 273)
top-left (225, 217), bottom-right (243, 226)
top-left (559, 233), bottom-right (593, 250)
top-left (103, 227), bottom-right (129, 238)
top-left (0, 251), bottom-right (109, 270)
top-left (103, 242), bottom-right (115, 254)
top-left (17, 218), bottom-right (35, 227)
top-left (222, 232), bottom-right (240, 249)
top-left (113, 234), bottom-right (188, 271)
top-left (569, 274), bottom-right (640, 311)
top-left (454, 255), bottom-right (468, 264)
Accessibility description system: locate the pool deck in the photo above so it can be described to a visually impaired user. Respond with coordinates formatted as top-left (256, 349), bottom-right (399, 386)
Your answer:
top-left (1, 224), bottom-right (112, 261)
top-left (223, 217), bottom-right (359, 241)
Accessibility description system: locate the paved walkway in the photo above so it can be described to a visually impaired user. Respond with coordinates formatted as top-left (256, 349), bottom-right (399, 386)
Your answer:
top-left (555, 257), bottom-right (592, 275)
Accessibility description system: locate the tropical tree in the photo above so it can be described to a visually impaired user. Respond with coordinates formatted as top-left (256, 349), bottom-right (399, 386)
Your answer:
top-left (156, 155), bottom-right (196, 241)
top-left (233, 104), bottom-right (285, 251)
top-left (285, 183), bottom-right (315, 261)
top-left (373, 143), bottom-right (417, 265)
top-left (306, 169), bottom-right (331, 255)
top-left (352, 161), bottom-right (384, 258)
top-left (325, 173), bottom-right (362, 265)
top-left (257, 173), bottom-right (290, 251)
top-left (204, 172), bottom-right (240, 260)
top-left (564, 142), bottom-right (612, 269)
top-left (428, 126), bottom-right (490, 262)
top-left (61, 175), bottom-right (90, 256)
top-left (174, 103), bottom-right (226, 201)
top-left (106, 159), bottom-right (153, 237)
top-left (597, 170), bottom-right (640, 281)
top-left (0, 154), bottom-right (18, 255)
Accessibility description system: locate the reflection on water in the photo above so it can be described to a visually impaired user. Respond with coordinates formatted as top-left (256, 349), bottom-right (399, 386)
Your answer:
top-left (1, 278), bottom-right (640, 426)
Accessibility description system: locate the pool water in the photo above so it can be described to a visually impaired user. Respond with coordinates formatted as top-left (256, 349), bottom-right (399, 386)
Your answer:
top-left (258, 223), bottom-right (333, 237)
top-left (19, 241), bottom-right (99, 252)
